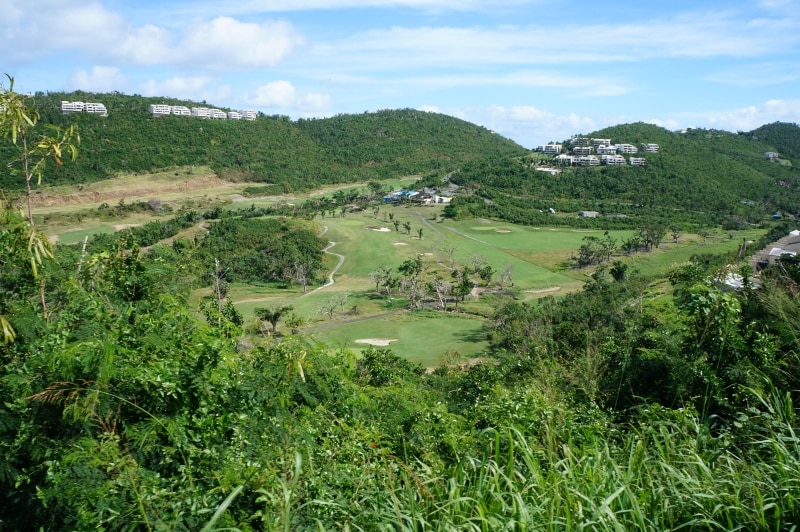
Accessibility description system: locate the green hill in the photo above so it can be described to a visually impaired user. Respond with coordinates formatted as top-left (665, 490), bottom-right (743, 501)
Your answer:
top-left (0, 91), bottom-right (526, 193)
top-left (445, 122), bottom-right (800, 228)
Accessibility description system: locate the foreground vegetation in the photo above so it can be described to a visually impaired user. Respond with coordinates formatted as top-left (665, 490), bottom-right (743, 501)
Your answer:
top-left (3, 79), bottom-right (799, 530)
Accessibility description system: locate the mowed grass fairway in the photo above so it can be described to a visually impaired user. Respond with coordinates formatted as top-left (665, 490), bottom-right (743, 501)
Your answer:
top-left (307, 311), bottom-right (489, 368)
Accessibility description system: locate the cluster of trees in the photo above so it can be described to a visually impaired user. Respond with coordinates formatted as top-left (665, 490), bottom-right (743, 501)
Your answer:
top-left (370, 253), bottom-right (512, 311)
top-left (573, 226), bottom-right (668, 268)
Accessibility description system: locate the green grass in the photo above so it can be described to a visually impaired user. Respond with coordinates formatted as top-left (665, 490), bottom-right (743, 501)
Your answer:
top-left (306, 310), bottom-right (490, 367)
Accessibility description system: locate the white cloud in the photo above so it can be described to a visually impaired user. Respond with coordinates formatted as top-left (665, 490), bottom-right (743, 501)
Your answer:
top-left (68, 66), bottom-right (128, 92)
top-left (705, 99), bottom-right (800, 131)
top-left (0, 3), bottom-right (303, 71)
top-left (247, 80), bottom-right (330, 112)
top-left (170, 18), bottom-right (304, 70)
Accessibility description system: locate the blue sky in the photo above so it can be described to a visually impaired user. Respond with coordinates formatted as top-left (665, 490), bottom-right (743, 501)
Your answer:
top-left (2, 0), bottom-right (799, 147)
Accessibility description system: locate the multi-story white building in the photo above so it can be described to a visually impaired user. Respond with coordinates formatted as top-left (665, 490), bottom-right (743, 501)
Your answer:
top-left (617, 144), bottom-right (638, 154)
top-left (597, 145), bottom-right (617, 155)
top-left (554, 154), bottom-right (576, 165)
top-left (570, 137), bottom-right (591, 146)
top-left (577, 155), bottom-right (600, 166)
top-left (61, 101), bottom-right (85, 113)
top-left (538, 144), bottom-right (562, 154)
top-left (241, 110), bottom-right (257, 120)
top-left (191, 107), bottom-right (211, 118)
top-left (171, 105), bottom-right (191, 116)
top-left (642, 143), bottom-right (659, 153)
top-left (150, 104), bottom-right (171, 116)
top-left (592, 138), bottom-right (611, 146)
top-left (572, 146), bottom-right (593, 155)
top-left (210, 109), bottom-right (227, 119)
top-left (84, 102), bottom-right (108, 116)
top-left (227, 111), bottom-right (242, 120)
top-left (630, 157), bottom-right (647, 166)
top-left (602, 154), bottom-right (627, 165)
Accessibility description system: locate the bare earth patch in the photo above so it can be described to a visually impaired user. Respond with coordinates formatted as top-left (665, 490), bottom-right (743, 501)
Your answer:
top-left (114, 223), bottom-right (142, 231)
top-left (368, 226), bottom-right (391, 232)
top-left (355, 338), bottom-right (398, 346)
top-left (525, 286), bottom-right (561, 294)
top-left (393, 242), bottom-right (408, 245)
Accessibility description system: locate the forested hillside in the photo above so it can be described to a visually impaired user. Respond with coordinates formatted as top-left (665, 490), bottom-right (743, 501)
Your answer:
top-left (0, 91), bottom-right (525, 193)
top-left (446, 122), bottom-right (800, 229)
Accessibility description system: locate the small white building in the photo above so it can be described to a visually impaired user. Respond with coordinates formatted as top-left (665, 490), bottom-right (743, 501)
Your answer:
top-left (192, 107), bottom-right (211, 118)
top-left (597, 145), bottom-right (617, 155)
top-left (554, 154), bottom-right (576, 165)
top-left (227, 111), bottom-right (243, 120)
top-left (629, 157), bottom-right (647, 167)
top-left (765, 151), bottom-right (780, 161)
top-left (171, 105), bottom-right (191, 116)
top-left (617, 144), bottom-right (638, 154)
top-left (210, 109), bottom-right (227, 119)
top-left (572, 146), bottom-right (593, 155)
top-left (150, 104), bottom-right (171, 116)
top-left (61, 101), bottom-right (84, 113)
top-left (538, 144), bottom-right (562, 154)
top-left (577, 155), bottom-right (600, 166)
top-left (84, 102), bottom-right (108, 116)
top-left (642, 143), bottom-right (659, 153)
top-left (592, 138), bottom-right (611, 146)
top-left (602, 154), bottom-right (627, 165)
top-left (241, 110), bottom-right (257, 120)
top-left (579, 210), bottom-right (599, 218)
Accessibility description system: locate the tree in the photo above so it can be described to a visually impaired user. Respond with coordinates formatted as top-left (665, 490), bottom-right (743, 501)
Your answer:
top-left (1, 75), bottom-right (79, 224)
top-left (255, 305), bottom-right (294, 334)
top-left (417, 227), bottom-right (423, 240)
top-left (393, 220), bottom-right (400, 232)
top-left (403, 221), bottom-right (412, 235)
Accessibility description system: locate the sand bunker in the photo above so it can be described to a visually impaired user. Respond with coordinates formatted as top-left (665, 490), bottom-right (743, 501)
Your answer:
top-left (393, 242), bottom-right (408, 246)
top-left (355, 338), bottom-right (398, 346)
top-left (495, 229), bottom-right (512, 233)
top-left (525, 286), bottom-right (561, 294)
top-left (368, 227), bottom-right (391, 232)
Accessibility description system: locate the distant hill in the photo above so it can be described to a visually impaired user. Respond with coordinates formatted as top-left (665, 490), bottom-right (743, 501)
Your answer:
top-left (742, 122), bottom-right (800, 160)
top-left (0, 91), bottom-right (526, 193)
top-left (445, 122), bottom-right (800, 228)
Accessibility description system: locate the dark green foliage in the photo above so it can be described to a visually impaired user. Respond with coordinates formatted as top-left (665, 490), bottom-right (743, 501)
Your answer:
top-left (0, 94), bottom-right (525, 193)
top-left (446, 122), bottom-right (800, 227)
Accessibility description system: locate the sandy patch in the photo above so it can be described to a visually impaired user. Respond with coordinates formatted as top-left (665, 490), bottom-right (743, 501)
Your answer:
top-left (495, 228), bottom-right (512, 233)
top-left (422, 253), bottom-right (434, 256)
top-left (393, 242), bottom-right (408, 246)
top-left (368, 227), bottom-right (391, 232)
top-left (355, 338), bottom-right (398, 346)
top-left (525, 286), bottom-right (561, 294)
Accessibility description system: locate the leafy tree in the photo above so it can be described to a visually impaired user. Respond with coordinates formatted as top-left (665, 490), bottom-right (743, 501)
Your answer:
top-left (0, 75), bottom-right (79, 223)
top-left (255, 305), bottom-right (294, 334)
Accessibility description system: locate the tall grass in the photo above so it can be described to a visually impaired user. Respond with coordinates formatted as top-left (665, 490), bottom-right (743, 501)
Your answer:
top-left (293, 391), bottom-right (800, 531)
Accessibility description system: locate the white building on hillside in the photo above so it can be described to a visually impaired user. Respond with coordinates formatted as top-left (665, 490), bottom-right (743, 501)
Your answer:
top-left (61, 101), bottom-right (84, 113)
top-left (602, 154), bottom-right (627, 165)
top-left (84, 102), bottom-right (108, 116)
top-left (150, 104), bottom-right (171, 116)
top-left (617, 144), bottom-right (638, 154)
top-left (538, 144), bottom-right (562, 154)
top-left (597, 145), bottom-right (617, 155)
top-left (572, 146), bottom-right (593, 155)
top-left (210, 109), bottom-right (227, 119)
top-left (191, 107), bottom-right (211, 118)
top-left (171, 105), bottom-right (191, 116)
top-left (227, 111), bottom-right (242, 120)
top-left (630, 157), bottom-right (647, 166)
top-left (241, 110), bottom-right (257, 120)
top-left (642, 143), bottom-right (659, 152)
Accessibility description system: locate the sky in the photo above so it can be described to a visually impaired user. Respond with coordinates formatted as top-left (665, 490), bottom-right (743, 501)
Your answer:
top-left (1, 0), bottom-right (799, 148)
